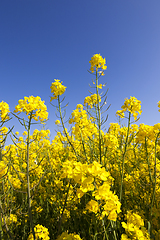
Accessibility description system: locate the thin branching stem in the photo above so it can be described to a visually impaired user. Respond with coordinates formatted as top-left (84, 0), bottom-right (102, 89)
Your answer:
top-left (120, 112), bottom-right (131, 202)
top-left (27, 112), bottom-right (35, 240)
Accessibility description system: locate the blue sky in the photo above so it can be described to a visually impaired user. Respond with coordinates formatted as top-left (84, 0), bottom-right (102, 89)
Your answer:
top-left (1, 0), bottom-right (160, 143)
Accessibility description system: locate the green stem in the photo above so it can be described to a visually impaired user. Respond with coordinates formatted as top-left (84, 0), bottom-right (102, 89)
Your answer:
top-left (79, 130), bottom-right (88, 162)
top-left (57, 180), bottom-right (71, 237)
top-left (95, 70), bottom-right (102, 164)
top-left (27, 112), bottom-right (35, 240)
top-left (101, 218), bottom-right (109, 240)
top-left (151, 132), bottom-right (160, 217)
top-left (145, 137), bottom-right (154, 187)
top-left (110, 220), bottom-right (117, 240)
top-left (119, 112), bottom-right (131, 202)
top-left (58, 96), bottom-right (79, 160)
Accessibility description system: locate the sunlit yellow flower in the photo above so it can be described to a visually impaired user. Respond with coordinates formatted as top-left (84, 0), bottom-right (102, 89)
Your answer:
top-left (0, 161), bottom-right (8, 179)
top-left (0, 101), bottom-right (9, 121)
top-left (116, 96), bottom-right (142, 120)
top-left (14, 96), bottom-right (48, 121)
top-left (56, 231), bottom-right (82, 240)
top-left (89, 54), bottom-right (107, 73)
top-left (50, 79), bottom-right (66, 101)
top-left (86, 199), bottom-right (99, 213)
top-left (2, 214), bottom-right (17, 226)
top-left (84, 94), bottom-right (101, 108)
top-left (28, 224), bottom-right (50, 240)
top-left (55, 120), bottom-right (61, 125)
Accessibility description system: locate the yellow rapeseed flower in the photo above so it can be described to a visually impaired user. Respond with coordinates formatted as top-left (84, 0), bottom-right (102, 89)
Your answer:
top-left (55, 120), bottom-right (61, 125)
top-left (0, 101), bottom-right (9, 121)
top-left (116, 96), bottom-right (142, 121)
top-left (84, 94), bottom-right (101, 108)
top-left (50, 79), bottom-right (66, 101)
top-left (28, 224), bottom-right (50, 240)
top-left (14, 96), bottom-right (48, 122)
top-left (56, 232), bottom-right (82, 240)
top-left (89, 53), bottom-right (107, 73)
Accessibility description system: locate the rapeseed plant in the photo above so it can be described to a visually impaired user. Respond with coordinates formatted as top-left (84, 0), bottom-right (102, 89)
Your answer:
top-left (1, 54), bottom-right (160, 239)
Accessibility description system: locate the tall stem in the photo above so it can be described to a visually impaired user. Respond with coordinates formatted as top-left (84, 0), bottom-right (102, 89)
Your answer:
top-left (58, 96), bottom-right (79, 160)
top-left (27, 112), bottom-right (35, 240)
top-left (151, 132), bottom-right (159, 216)
top-left (0, 144), bottom-right (3, 240)
top-left (120, 112), bottom-right (131, 202)
top-left (96, 70), bottom-right (102, 164)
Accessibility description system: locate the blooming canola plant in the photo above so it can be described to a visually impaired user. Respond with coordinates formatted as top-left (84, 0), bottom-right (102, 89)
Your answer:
top-left (0, 54), bottom-right (160, 239)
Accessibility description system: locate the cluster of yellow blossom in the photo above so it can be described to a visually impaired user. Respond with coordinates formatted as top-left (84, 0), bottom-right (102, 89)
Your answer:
top-left (121, 211), bottom-right (150, 240)
top-left (0, 101), bottom-right (9, 121)
top-left (55, 119), bottom-right (61, 125)
top-left (14, 96), bottom-right (48, 121)
top-left (50, 79), bottom-right (66, 101)
top-left (89, 53), bottom-right (107, 73)
top-left (116, 96), bottom-right (142, 120)
top-left (56, 232), bottom-right (82, 240)
top-left (93, 182), bottom-right (121, 221)
top-left (84, 94), bottom-right (101, 108)
top-left (2, 54), bottom-right (160, 239)
top-left (0, 126), bottom-right (8, 141)
top-left (28, 224), bottom-right (50, 240)
top-left (103, 133), bottom-right (119, 150)
top-left (0, 161), bottom-right (8, 180)
top-left (69, 104), bottom-right (98, 140)
top-left (2, 213), bottom-right (17, 226)
top-left (61, 159), bottom-right (120, 221)
top-left (31, 129), bottom-right (50, 141)
top-left (157, 101), bottom-right (160, 111)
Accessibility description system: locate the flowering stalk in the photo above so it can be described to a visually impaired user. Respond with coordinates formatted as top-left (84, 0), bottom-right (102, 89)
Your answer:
top-left (145, 137), bottom-right (154, 187)
top-left (58, 96), bottom-right (79, 159)
top-left (150, 132), bottom-right (160, 219)
top-left (116, 97), bottom-right (142, 202)
top-left (26, 112), bottom-right (35, 240)
top-left (14, 96), bottom-right (48, 239)
top-left (57, 180), bottom-right (71, 238)
top-left (89, 54), bottom-right (107, 164)
top-left (95, 70), bottom-right (102, 164)
top-left (119, 112), bottom-right (131, 203)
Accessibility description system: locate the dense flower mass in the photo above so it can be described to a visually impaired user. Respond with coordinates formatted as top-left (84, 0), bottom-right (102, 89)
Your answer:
top-left (50, 79), bottom-right (66, 101)
top-left (84, 94), bottom-right (101, 108)
top-left (14, 96), bottom-right (48, 121)
top-left (116, 96), bottom-right (142, 120)
top-left (0, 101), bottom-right (9, 121)
top-left (28, 224), bottom-right (50, 240)
top-left (56, 232), bottom-right (82, 240)
top-left (121, 211), bottom-right (150, 240)
top-left (89, 53), bottom-right (107, 73)
top-left (1, 54), bottom-right (160, 240)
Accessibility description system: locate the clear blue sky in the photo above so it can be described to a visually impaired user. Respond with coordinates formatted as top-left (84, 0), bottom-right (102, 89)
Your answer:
top-left (1, 0), bottom-right (160, 143)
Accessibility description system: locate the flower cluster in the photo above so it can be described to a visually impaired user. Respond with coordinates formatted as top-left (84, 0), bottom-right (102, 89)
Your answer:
top-left (0, 101), bottom-right (9, 121)
top-left (14, 96), bottom-right (48, 121)
top-left (55, 120), bottom-right (61, 125)
top-left (0, 161), bottom-right (8, 181)
top-left (28, 224), bottom-right (50, 240)
top-left (89, 53), bottom-right (107, 73)
top-left (157, 101), bottom-right (160, 111)
top-left (116, 96), bottom-right (142, 120)
top-left (2, 214), bottom-right (17, 226)
top-left (2, 54), bottom-right (160, 239)
top-left (69, 104), bottom-right (98, 139)
top-left (84, 94), bottom-right (101, 108)
top-left (121, 211), bottom-right (150, 240)
top-left (50, 79), bottom-right (66, 101)
top-left (56, 232), bottom-right (82, 240)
